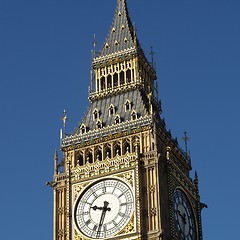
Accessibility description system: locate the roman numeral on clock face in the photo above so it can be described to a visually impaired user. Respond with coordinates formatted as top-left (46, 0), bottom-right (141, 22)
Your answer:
top-left (85, 219), bottom-right (91, 226)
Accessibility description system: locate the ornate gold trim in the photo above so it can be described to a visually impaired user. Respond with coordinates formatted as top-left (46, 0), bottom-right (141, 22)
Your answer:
top-left (72, 153), bottom-right (137, 182)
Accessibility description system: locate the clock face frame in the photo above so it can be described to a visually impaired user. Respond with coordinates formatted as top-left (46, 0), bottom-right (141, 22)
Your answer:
top-left (173, 188), bottom-right (197, 240)
top-left (74, 178), bottom-right (134, 239)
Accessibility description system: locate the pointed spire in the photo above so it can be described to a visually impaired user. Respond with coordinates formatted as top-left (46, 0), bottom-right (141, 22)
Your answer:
top-left (99, 0), bottom-right (136, 57)
top-left (61, 110), bottom-right (68, 137)
top-left (150, 46), bottom-right (155, 68)
top-left (194, 171), bottom-right (199, 187)
top-left (182, 131), bottom-right (190, 156)
top-left (92, 34), bottom-right (97, 59)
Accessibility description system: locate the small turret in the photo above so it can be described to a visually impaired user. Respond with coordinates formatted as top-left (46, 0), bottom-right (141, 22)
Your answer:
top-left (54, 149), bottom-right (58, 175)
top-left (194, 170), bottom-right (199, 187)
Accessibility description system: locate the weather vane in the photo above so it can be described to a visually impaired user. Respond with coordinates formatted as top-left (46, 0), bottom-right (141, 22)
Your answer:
top-left (182, 131), bottom-right (189, 156)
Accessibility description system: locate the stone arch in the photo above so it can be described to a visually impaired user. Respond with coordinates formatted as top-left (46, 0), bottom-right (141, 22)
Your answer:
top-left (85, 148), bottom-right (93, 164)
top-left (126, 69), bottom-right (131, 83)
top-left (100, 76), bottom-right (106, 90)
top-left (125, 100), bottom-right (131, 111)
top-left (115, 115), bottom-right (121, 124)
top-left (104, 143), bottom-right (112, 159)
top-left (95, 146), bottom-right (102, 161)
top-left (96, 120), bottom-right (102, 129)
top-left (120, 71), bottom-right (124, 85)
top-left (75, 150), bottom-right (84, 166)
top-left (107, 75), bottom-right (112, 89)
top-left (133, 136), bottom-right (140, 154)
top-left (80, 124), bottom-right (87, 134)
top-left (131, 110), bottom-right (137, 120)
top-left (113, 73), bottom-right (118, 87)
top-left (109, 104), bottom-right (115, 116)
top-left (113, 141), bottom-right (121, 157)
top-left (122, 138), bottom-right (130, 155)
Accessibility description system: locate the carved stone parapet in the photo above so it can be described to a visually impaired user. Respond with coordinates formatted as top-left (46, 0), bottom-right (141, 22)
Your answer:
top-left (72, 152), bottom-right (137, 182)
top-left (92, 47), bottom-right (137, 66)
top-left (89, 81), bottom-right (143, 102)
top-left (61, 116), bottom-right (153, 150)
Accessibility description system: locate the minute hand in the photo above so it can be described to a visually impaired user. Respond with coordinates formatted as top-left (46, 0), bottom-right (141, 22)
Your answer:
top-left (96, 201), bottom-right (111, 238)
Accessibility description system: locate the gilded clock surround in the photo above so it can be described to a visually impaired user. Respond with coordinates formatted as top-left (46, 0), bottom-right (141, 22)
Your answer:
top-left (49, 0), bottom-right (205, 239)
top-left (73, 173), bottom-right (137, 239)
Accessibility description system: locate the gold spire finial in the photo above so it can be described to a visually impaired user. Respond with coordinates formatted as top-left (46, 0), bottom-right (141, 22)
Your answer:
top-left (61, 109), bottom-right (68, 137)
top-left (93, 34), bottom-right (97, 59)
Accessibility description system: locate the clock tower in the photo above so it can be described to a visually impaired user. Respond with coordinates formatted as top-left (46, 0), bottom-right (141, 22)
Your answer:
top-left (50, 0), bottom-right (205, 239)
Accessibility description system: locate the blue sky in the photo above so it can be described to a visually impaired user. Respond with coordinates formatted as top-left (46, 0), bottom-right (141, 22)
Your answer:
top-left (0, 0), bottom-right (239, 239)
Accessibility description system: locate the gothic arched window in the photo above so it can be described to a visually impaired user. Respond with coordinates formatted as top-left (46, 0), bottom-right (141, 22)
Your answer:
top-left (120, 71), bottom-right (124, 85)
top-left (126, 69), bottom-right (131, 83)
top-left (125, 100), bottom-right (131, 112)
top-left (131, 110), bottom-right (137, 120)
top-left (113, 73), bottom-right (118, 87)
top-left (93, 109), bottom-right (99, 121)
top-left (100, 76), bottom-right (106, 90)
top-left (107, 75), bottom-right (112, 89)
top-left (96, 120), bottom-right (102, 129)
top-left (109, 104), bottom-right (115, 116)
top-left (80, 124), bottom-right (87, 134)
top-left (115, 115), bottom-right (121, 124)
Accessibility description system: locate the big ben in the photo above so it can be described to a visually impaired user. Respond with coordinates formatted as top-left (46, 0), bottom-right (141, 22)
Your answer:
top-left (49, 0), bottom-right (205, 239)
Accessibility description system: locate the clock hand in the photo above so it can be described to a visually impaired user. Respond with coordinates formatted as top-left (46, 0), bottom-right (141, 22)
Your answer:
top-left (96, 201), bottom-right (111, 238)
top-left (91, 205), bottom-right (111, 211)
top-left (177, 210), bottom-right (187, 224)
top-left (91, 205), bottom-right (103, 211)
top-left (177, 210), bottom-right (187, 237)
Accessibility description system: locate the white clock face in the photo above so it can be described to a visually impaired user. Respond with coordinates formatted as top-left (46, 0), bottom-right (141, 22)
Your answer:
top-left (74, 178), bottom-right (134, 239)
top-left (173, 188), bottom-right (196, 240)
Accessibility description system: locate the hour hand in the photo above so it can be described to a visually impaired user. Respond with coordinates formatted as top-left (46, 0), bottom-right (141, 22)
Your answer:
top-left (177, 210), bottom-right (186, 224)
top-left (91, 205), bottom-right (103, 211)
top-left (91, 203), bottom-right (111, 212)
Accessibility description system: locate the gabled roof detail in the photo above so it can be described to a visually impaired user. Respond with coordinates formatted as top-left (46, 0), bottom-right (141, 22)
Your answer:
top-left (99, 0), bottom-right (136, 57)
top-left (76, 89), bottom-right (149, 133)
